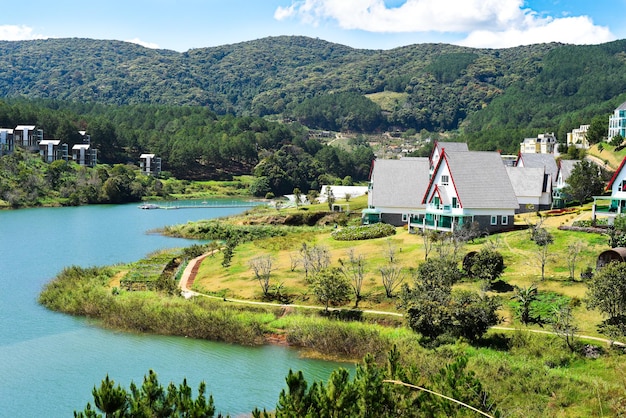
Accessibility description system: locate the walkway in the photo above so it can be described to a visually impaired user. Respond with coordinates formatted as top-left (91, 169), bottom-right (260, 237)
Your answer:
top-left (178, 253), bottom-right (625, 347)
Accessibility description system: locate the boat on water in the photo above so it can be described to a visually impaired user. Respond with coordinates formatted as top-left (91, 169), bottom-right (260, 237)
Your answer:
top-left (138, 203), bottom-right (160, 210)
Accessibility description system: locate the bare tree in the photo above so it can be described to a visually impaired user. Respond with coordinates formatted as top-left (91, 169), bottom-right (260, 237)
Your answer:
top-left (289, 252), bottom-right (300, 272)
top-left (552, 304), bottom-right (578, 352)
top-left (421, 229), bottom-right (438, 260)
top-left (249, 255), bottom-right (273, 298)
top-left (566, 240), bottom-right (585, 281)
top-left (379, 264), bottom-right (405, 298)
top-left (339, 249), bottom-right (367, 307)
top-left (532, 227), bottom-right (554, 281)
top-left (384, 239), bottom-right (397, 264)
top-left (299, 243), bottom-right (331, 281)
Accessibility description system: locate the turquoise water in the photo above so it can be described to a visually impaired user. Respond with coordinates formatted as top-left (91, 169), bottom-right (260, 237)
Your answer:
top-left (0, 202), bottom-right (351, 417)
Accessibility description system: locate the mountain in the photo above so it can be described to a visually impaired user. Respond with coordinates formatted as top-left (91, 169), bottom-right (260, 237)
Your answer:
top-left (2, 36), bottom-right (626, 151)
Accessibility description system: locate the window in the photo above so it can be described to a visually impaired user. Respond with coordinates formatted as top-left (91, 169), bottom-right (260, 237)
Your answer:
top-left (502, 215), bottom-right (508, 225)
top-left (452, 197), bottom-right (458, 208)
top-left (490, 215), bottom-right (498, 225)
top-left (620, 180), bottom-right (626, 192)
top-left (434, 196), bottom-right (440, 208)
top-left (441, 175), bottom-right (449, 185)
top-left (402, 213), bottom-right (408, 222)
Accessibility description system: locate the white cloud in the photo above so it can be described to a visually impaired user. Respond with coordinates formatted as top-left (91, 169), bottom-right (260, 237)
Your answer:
top-left (460, 15), bottom-right (614, 48)
top-left (125, 38), bottom-right (160, 49)
top-left (0, 25), bottom-right (46, 41)
top-left (274, 0), bottom-right (615, 47)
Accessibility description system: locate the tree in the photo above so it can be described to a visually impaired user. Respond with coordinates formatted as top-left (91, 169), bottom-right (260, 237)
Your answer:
top-left (511, 284), bottom-right (538, 325)
top-left (586, 114), bottom-right (608, 145)
top-left (293, 187), bottom-right (302, 208)
top-left (339, 249), bottom-right (367, 307)
top-left (401, 257), bottom-right (498, 341)
top-left (420, 229), bottom-right (439, 260)
top-left (91, 375), bottom-right (128, 417)
top-left (267, 349), bottom-right (499, 418)
top-left (325, 185), bottom-right (336, 211)
top-left (587, 261), bottom-right (626, 321)
top-left (566, 240), bottom-right (585, 280)
top-left (249, 255), bottom-right (273, 298)
top-left (551, 305), bottom-right (578, 352)
top-left (76, 370), bottom-right (216, 418)
top-left (312, 268), bottom-right (351, 311)
top-left (298, 243), bottom-right (331, 280)
top-left (467, 248), bottom-right (505, 291)
top-left (561, 160), bottom-right (604, 205)
top-left (531, 227), bottom-right (554, 280)
top-left (379, 264), bottom-right (406, 298)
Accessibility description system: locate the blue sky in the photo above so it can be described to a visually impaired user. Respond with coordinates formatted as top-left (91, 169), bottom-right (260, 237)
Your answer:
top-left (1, 0), bottom-right (624, 51)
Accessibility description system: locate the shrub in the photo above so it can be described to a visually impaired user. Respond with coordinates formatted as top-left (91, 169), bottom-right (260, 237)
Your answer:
top-left (331, 223), bottom-right (396, 241)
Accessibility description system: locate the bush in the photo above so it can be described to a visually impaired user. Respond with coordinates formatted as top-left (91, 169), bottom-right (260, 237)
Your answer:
top-left (331, 223), bottom-right (396, 241)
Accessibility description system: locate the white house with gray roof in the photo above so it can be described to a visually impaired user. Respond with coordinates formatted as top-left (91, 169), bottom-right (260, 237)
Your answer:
top-left (409, 150), bottom-right (518, 234)
top-left (429, 140), bottom-right (469, 176)
top-left (506, 166), bottom-right (552, 212)
top-left (552, 159), bottom-right (581, 208)
top-left (367, 157), bottom-right (430, 226)
top-left (516, 153), bottom-right (559, 188)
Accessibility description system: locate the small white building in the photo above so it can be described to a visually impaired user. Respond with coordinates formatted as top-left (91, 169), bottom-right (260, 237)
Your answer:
top-left (139, 153), bottom-right (162, 176)
top-left (566, 125), bottom-right (590, 149)
top-left (72, 144), bottom-right (97, 167)
top-left (609, 101), bottom-right (626, 140)
top-left (520, 133), bottom-right (557, 154)
top-left (39, 140), bottom-right (61, 163)
top-left (0, 128), bottom-right (13, 155)
top-left (14, 125), bottom-right (43, 151)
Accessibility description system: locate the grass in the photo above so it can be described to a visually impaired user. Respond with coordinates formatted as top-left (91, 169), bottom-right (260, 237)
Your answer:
top-left (191, 206), bottom-right (615, 342)
top-left (587, 143), bottom-right (626, 171)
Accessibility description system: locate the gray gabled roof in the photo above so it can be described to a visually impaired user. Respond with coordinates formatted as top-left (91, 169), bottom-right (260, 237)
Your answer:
top-left (435, 141), bottom-right (469, 153)
top-left (506, 166), bottom-right (545, 198)
top-left (370, 158), bottom-right (430, 209)
top-left (442, 151), bottom-right (518, 209)
top-left (617, 101), bottom-right (626, 111)
top-left (518, 153), bottom-right (559, 183)
top-left (558, 159), bottom-right (580, 182)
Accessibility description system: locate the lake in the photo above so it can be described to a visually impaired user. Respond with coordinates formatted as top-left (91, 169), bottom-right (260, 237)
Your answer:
top-left (0, 201), bottom-right (351, 417)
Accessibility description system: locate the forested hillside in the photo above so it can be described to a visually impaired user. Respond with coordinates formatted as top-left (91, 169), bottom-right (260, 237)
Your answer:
top-left (0, 99), bottom-right (374, 196)
top-left (2, 36), bottom-right (626, 153)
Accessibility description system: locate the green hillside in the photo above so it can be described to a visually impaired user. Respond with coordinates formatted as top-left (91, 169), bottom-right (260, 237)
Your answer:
top-left (2, 37), bottom-right (626, 153)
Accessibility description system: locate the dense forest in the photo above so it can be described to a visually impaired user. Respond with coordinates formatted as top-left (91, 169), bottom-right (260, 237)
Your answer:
top-left (0, 99), bottom-right (374, 200)
top-left (2, 36), bottom-right (626, 154)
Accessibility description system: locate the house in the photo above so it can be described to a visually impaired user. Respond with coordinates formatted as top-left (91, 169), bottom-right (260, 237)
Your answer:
top-left (0, 128), bottom-right (13, 155)
top-left (552, 160), bottom-right (581, 208)
top-left (593, 156), bottom-right (626, 223)
top-left (409, 151), bottom-right (518, 234)
top-left (506, 166), bottom-right (552, 212)
top-left (72, 144), bottom-right (97, 167)
top-left (516, 153), bottom-right (559, 190)
top-left (39, 140), bottom-right (61, 163)
top-left (566, 125), bottom-right (590, 149)
top-left (609, 101), bottom-right (626, 140)
top-left (429, 140), bottom-right (469, 176)
top-left (139, 153), bottom-right (162, 176)
top-left (366, 157), bottom-right (430, 226)
top-left (13, 125), bottom-right (43, 151)
top-left (519, 133), bottom-right (557, 154)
